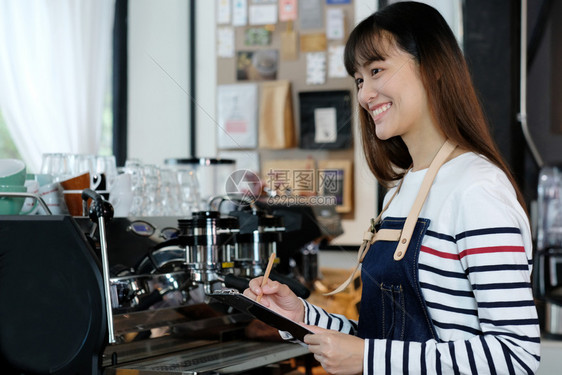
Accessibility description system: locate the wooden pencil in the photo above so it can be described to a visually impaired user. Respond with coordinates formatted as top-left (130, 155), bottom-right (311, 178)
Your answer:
top-left (257, 252), bottom-right (276, 302)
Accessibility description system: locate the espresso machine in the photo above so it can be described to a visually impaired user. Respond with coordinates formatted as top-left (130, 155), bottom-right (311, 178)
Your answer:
top-left (0, 191), bottom-right (314, 374)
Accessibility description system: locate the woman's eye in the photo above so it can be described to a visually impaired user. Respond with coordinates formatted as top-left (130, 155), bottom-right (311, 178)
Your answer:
top-left (355, 77), bottom-right (364, 88)
top-left (371, 68), bottom-right (382, 76)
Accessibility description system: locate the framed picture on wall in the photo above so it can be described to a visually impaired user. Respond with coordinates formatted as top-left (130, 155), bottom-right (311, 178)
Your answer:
top-left (298, 90), bottom-right (353, 150)
top-left (318, 159), bottom-right (353, 213)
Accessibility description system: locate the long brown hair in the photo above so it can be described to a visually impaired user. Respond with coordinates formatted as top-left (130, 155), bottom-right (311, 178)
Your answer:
top-left (344, 1), bottom-right (526, 210)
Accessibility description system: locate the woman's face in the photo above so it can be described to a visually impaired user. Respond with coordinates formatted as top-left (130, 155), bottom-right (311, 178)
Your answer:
top-left (354, 42), bottom-right (433, 142)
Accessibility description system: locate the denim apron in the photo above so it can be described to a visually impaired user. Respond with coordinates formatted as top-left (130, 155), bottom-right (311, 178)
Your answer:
top-left (357, 216), bottom-right (436, 340)
top-left (354, 141), bottom-right (456, 341)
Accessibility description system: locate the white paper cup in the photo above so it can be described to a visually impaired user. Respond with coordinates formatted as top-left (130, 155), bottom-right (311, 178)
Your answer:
top-left (21, 179), bottom-right (40, 215)
top-left (38, 183), bottom-right (68, 215)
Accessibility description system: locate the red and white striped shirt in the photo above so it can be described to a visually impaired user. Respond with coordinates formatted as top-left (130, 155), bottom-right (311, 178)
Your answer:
top-left (301, 152), bottom-right (540, 374)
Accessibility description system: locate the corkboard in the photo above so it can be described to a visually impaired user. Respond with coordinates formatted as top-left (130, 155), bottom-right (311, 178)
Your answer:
top-left (216, 2), bottom-right (357, 217)
top-left (216, 2), bottom-right (356, 147)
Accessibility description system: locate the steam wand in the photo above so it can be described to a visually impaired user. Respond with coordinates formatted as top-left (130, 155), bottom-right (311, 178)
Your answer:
top-left (82, 188), bottom-right (116, 344)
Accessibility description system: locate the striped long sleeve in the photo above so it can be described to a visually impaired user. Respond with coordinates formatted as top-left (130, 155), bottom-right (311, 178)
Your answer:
top-left (299, 153), bottom-right (541, 374)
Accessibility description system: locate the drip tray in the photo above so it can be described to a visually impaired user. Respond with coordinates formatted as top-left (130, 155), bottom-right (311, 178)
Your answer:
top-left (105, 340), bottom-right (308, 374)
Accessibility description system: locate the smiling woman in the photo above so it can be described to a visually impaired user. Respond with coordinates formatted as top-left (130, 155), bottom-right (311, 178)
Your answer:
top-left (243, 2), bottom-right (541, 374)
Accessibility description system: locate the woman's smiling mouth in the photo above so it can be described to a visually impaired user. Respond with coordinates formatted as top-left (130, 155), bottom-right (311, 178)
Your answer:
top-left (369, 102), bottom-right (392, 120)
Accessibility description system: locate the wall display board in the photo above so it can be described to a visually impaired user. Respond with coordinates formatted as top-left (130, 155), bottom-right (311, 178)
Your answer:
top-left (215, 0), bottom-right (356, 215)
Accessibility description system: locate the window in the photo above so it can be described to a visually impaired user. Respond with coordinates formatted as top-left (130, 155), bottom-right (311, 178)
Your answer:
top-left (0, 68), bottom-right (113, 168)
top-left (0, 1), bottom-right (115, 171)
top-left (0, 103), bottom-right (113, 168)
top-left (0, 111), bottom-right (22, 160)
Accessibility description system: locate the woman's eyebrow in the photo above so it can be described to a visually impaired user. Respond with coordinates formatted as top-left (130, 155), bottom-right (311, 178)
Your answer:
top-left (360, 57), bottom-right (384, 68)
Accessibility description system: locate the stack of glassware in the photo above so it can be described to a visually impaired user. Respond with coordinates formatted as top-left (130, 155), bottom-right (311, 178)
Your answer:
top-left (121, 159), bottom-right (202, 217)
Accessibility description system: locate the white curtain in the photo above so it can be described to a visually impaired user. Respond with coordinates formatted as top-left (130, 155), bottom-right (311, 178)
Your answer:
top-left (0, 0), bottom-right (115, 173)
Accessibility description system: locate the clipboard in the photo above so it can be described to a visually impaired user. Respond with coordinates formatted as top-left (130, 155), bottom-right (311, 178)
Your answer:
top-left (210, 290), bottom-right (313, 342)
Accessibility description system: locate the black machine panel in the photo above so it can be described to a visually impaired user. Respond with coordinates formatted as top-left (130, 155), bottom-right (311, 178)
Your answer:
top-left (0, 215), bottom-right (107, 374)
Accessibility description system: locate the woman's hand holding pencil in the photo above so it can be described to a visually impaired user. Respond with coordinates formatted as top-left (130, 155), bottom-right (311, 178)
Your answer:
top-left (244, 253), bottom-right (305, 324)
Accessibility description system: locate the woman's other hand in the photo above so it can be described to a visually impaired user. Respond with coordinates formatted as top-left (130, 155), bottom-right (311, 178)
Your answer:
top-left (243, 277), bottom-right (304, 323)
top-left (304, 325), bottom-right (364, 375)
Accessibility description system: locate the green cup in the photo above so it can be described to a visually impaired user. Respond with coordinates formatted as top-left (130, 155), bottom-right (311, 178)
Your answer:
top-left (0, 159), bottom-right (26, 186)
top-left (0, 185), bottom-right (27, 215)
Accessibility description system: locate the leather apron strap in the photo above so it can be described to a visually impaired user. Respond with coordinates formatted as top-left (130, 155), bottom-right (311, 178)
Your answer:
top-left (324, 140), bottom-right (457, 296)
top-left (393, 140), bottom-right (457, 260)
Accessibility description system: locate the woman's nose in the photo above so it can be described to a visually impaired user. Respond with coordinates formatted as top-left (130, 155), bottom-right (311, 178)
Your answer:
top-left (358, 83), bottom-right (378, 108)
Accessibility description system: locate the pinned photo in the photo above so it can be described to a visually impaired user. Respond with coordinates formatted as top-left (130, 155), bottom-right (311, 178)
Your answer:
top-left (236, 50), bottom-right (279, 81)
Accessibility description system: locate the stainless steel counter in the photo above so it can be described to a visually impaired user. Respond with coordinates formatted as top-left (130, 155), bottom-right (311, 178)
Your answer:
top-left (105, 340), bottom-right (309, 374)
